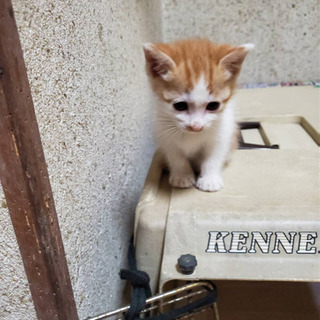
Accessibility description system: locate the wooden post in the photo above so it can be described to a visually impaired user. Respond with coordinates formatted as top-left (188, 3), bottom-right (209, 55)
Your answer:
top-left (0, 1), bottom-right (79, 319)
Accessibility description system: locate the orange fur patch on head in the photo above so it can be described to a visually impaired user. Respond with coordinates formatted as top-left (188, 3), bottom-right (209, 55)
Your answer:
top-left (144, 39), bottom-right (253, 103)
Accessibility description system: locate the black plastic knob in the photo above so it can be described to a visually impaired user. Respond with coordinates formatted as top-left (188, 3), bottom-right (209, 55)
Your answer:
top-left (177, 254), bottom-right (197, 275)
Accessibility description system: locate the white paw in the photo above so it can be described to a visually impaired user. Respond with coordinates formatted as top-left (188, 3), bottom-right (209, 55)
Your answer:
top-left (196, 175), bottom-right (223, 192)
top-left (169, 173), bottom-right (195, 189)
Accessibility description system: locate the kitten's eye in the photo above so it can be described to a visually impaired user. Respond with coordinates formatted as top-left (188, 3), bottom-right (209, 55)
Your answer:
top-left (173, 101), bottom-right (188, 111)
top-left (206, 101), bottom-right (220, 111)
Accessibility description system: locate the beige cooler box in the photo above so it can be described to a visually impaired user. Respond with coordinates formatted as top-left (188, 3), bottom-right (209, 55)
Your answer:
top-left (134, 86), bottom-right (320, 319)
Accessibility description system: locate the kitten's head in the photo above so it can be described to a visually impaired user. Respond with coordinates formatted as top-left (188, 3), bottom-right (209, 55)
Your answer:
top-left (143, 39), bottom-right (253, 132)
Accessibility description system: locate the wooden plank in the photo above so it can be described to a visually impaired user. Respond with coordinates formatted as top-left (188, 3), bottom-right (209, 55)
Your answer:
top-left (0, 1), bottom-right (79, 319)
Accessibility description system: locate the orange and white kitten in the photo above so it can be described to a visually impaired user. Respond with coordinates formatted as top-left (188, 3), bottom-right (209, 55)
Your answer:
top-left (143, 39), bottom-right (253, 192)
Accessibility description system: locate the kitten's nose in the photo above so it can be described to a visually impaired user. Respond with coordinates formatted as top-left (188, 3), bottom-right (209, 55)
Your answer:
top-left (187, 124), bottom-right (203, 132)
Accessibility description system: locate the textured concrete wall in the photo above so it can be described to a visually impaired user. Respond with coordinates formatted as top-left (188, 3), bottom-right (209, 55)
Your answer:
top-left (0, 1), bottom-right (161, 319)
top-left (162, 0), bottom-right (319, 84)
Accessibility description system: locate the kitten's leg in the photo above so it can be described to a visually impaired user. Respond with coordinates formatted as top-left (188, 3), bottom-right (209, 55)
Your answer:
top-left (166, 151), bottom-right (195, 188)
top-left (195, 149), bottom-right (226, 192)
top-left (196, 111), bottom-right (237, 192)
top-left (196, 130), bottom-right (235, 192)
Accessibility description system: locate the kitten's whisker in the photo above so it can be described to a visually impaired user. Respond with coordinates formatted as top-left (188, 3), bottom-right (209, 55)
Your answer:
top-left (157, 127), bottom-right (180, 139)
top-left (162, 127), bottom-right (183, 144)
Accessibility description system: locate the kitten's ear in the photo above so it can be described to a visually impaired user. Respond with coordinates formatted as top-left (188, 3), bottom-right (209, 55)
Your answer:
top-left (143, 43), bottom-right (176, 81)
top-left (219, 43), bottom-right (254, 79)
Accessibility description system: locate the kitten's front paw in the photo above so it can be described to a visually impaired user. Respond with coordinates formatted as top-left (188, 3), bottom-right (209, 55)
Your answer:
top-left (169, 173), bottom-right (195, 189)
top-left (196, 175), bottom-right (223, 192)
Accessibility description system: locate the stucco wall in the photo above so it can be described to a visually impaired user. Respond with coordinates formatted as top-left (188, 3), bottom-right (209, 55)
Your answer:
top-left (161, 0), bottom-right (319, 84)
top-left (0, 1), bottom-right (161, 319)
